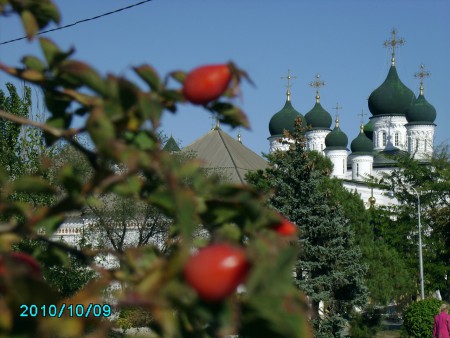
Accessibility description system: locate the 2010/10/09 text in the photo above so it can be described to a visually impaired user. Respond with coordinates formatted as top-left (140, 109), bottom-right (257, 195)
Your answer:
top-left (19, 303), bottom-right (111, 318)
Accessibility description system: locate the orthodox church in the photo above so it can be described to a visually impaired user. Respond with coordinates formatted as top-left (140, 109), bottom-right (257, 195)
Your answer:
top-left (53, 30), bottom-right (438, 244)
top-left (268, 29), bottom-right (437, 207)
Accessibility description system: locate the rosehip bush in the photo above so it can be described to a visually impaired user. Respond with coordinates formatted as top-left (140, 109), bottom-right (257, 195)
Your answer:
top-left (0, 1), bottom-right (310, 337)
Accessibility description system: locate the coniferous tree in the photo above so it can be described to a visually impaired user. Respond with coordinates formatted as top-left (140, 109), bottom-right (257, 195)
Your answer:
top-left (247, 118), bottom-right (367, 337)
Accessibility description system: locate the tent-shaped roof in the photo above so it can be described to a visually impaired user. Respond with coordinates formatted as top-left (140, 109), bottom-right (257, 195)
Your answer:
top-left (184, 128), bottom-right (267, 184)
top-left (163, 135), bottom-right (181, 152)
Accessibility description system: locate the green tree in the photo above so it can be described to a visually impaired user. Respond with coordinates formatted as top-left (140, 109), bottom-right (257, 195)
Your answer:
top-left (14, 236), bottom-right (96, 298)
top-left (0, 83), bottom-right (31, 177)
top-left (379, 146), bottom-right (450, 300)
top-left (319, 176), bottom-right (415, 307)
top-left (86, 195), bottom-right (170, 253)
top-left (246, 120), bottom-right (367, 337)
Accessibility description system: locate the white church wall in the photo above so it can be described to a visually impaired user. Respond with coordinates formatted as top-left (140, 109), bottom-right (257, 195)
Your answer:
top-left (406, 124), bottom-right (435, 160)
top-left (342, 181), bottom-right (399, 208)
top-left (371, 116), bottom-right (408, 151)
top-left (306, 130), bottom-right (330, 155)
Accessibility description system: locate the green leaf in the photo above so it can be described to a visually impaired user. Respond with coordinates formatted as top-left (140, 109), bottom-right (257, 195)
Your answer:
top-left (133, 131), bottom-right (156, 151)
top-left (44, 91), bottom-right (71, 116)
top-left (210, 102), bottom-right (250, 129)
top-left (12, 176), bottom-right (55, 195)
top-left (138, 93), bottom-right (163, 123)
top-left (134, 65), bottom-right (161, 92)
top-left (58, 165), bottom-right (83, 196)
top-left (162, 89), bottom-right (184, 103)
top-left (39, 38), bottom-right (74, 68)
top-left (36, 215), bottom-right (64, 236)
top-left (104, 100), bottom-right (125, 120)
top-left (117, 78), bottom-right (140, 111)
top-left (59, 60), bottom-right (106, 95)
top-left (112, 176), bottom-right (142, 196)
top-left (22, 56), bottom-right (46, 72)
top-left (21, 10), bottom-right (38, 40)
top-left (46, 115), bottom-right (72, 130)
top-left (20, 69), bottom-right (45, 82)
top-left (36, 2), bottom-right (61, 26)
top-left (168, 70), bottom-right (186, 84)
top-left (87, 108), bottom-right (116, 149)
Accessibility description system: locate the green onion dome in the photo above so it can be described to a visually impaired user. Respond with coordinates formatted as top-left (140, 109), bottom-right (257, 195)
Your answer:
top-left (325, 119), bottom-right (348, 149)
top-left (269, 97), bottom-right (306, 136)
top-left (368, 66), bottom-right (415, 117)
top-left (363, 120), bottom-right (373, 141)
top-left (351, 126), bottom-right (374, 154)
top-left (305, 101), bottom-right (332, 130)
top-left (406, 94), bottom-right (436, 124)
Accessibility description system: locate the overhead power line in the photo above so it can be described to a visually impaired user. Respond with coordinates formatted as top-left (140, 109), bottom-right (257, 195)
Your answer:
top-left (0, 0), bottom-right (153, 45)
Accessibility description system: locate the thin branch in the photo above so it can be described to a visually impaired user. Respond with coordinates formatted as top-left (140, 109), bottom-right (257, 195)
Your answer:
top-left (0, 108), bottom-right (63, 137)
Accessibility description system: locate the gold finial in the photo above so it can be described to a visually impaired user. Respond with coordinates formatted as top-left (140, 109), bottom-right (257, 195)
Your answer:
top-left (281, 69), bottom-right (297, 101)
top-left (358, 109), bottom-right (367, 132)
top-left (309, 73), bottom-right (325, 103)
top-left (414, 64), bottom-right (430, 96)
top-left (384, 28), bottom-right (405, 66)
top-left (237, 127), bottom-right (242, 143)
top-left (216, 117), bottom-right (220, 130)
top-left (332, 103), bottom-right (342, 128)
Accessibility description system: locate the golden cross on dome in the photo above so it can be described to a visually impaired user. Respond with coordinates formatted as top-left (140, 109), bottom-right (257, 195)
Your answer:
top-left (414, 64), bottom-right (431, 95)
top-left (358, 109), bottom-right (367, 131)
top-left (358, 109), bottom-right (367, 124)
top-left (384, 28), bottom-right (405, 66)
top-left (309, 73), bottom-right (325, 103)
top-left (281, 69), bottom-right (297, 101)
top-left (332, 103), bottom-right (342, 127)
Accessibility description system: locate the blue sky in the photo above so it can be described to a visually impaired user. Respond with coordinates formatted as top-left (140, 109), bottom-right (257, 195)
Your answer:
top-left (1, 0), bottom-right (449, 156)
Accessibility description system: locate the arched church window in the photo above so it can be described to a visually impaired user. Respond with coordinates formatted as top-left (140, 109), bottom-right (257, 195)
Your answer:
top-left (394, 133), bottom-right (399, 146)
top-left (356, 163), bottom-right (359, 177)
top-left (342, 159), bottom-right (345, 174)
top-left (424, 140), bottom-right (427, 151)
top-left (382, 132), bottom-right (387, 146)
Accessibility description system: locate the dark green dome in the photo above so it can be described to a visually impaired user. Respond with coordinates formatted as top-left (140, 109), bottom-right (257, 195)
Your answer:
top-left (269, 99), bottom-right (306, 136)
top-left (363, 121), bottom-right (373, 141)
top-left (368, 66), bottom-right (415, 117)
top-left (406, 94), bottom-right (436, 123)
top-left (351, 129), bottom-right (373, 154)
top-left (325, 125), bottom-right (348, 149)
top-left (305, 102), bottom-right (332, 129)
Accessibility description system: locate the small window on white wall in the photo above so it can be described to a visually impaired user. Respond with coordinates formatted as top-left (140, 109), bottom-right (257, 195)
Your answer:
top-left (424, 140), bottom-right (427, 151)
top-left (356, 163), bottom-right (359, 177)
top-left (382, 132), bottom-right (387, 146)
top-left (394, 133), bottom-right (399, 146)
top-left (342, 159), bottom-right (345, 174)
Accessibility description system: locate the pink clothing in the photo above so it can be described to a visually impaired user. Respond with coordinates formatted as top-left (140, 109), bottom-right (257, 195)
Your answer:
top-left (433, 312), bottom-right (450, 338)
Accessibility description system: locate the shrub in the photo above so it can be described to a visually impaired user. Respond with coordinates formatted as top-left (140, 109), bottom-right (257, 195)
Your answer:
top-left (402, 298), bottom-right (443, 337)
